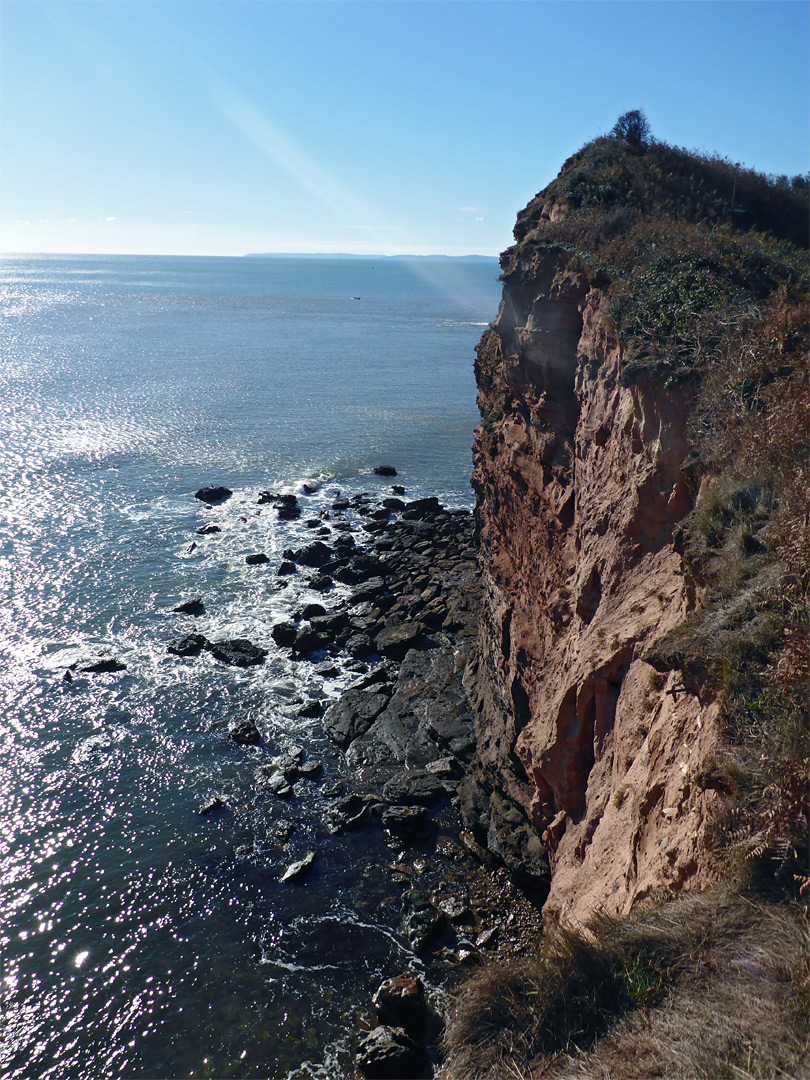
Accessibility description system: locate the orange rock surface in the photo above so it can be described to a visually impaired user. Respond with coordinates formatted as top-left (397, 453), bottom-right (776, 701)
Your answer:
top-left (467, 224), bottom-right (721, 928)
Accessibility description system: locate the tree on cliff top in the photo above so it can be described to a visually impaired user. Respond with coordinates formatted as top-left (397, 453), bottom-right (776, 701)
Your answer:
top-left (610, 109), bottom-right (652, 147)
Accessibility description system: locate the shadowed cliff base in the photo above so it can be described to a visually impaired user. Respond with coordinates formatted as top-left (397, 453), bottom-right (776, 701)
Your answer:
top-left (445, 115), bottom-right (808, 1079)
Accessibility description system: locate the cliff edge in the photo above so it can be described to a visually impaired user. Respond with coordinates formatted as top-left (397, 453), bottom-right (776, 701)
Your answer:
top-left (461, 125), bottom-right (808, 931)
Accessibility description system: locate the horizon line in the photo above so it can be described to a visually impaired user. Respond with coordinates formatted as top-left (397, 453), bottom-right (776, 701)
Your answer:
top-left (1, 248), bottom-right (502, 260)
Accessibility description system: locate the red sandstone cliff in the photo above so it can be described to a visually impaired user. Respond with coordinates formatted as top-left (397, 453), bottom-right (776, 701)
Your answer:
top-left (464, 215), bottom-right (724, 928)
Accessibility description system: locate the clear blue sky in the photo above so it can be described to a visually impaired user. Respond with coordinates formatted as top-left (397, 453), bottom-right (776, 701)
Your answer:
top-left (2, 0), bottom-right (808, 257)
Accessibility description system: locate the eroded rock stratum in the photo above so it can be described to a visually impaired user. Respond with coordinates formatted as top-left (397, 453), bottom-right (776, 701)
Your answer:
top-left (464, 229), bottom-right (722, 927)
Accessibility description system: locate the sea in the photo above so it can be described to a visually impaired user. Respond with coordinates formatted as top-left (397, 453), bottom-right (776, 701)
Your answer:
top-left (0, 253), bottom-right (502, 1079)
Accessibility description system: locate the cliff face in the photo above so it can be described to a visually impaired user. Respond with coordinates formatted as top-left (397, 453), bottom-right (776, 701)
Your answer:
top-left (465, 224), bottom-right (723, 926)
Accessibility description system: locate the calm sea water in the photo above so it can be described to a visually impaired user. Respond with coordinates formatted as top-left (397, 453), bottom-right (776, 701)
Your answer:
top-left (0, 254), bottom-right (500, 1079)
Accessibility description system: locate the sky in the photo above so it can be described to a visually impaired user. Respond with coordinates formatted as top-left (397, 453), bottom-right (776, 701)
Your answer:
top-left (1, 0), bottom-right (808, 258)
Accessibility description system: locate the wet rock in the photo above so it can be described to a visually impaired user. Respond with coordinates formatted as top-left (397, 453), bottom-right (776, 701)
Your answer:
top-left (196, 524), bottom-right (221, 535)
top-left (279, 851), bottom-right (315, 882)
top-left (391, 485), bottom-right (405, 495)
top-left (434, 894), bottom-right (471, 922)
top-left (326, 793), bottom-right (372, 834)
top-left (297, 700), bottom-right (324, 718)
top-left (458, 830), bottom-right (499, 869)
top-left (381, 497), bottom-right (405, 511)
top-left (332, 498), bottom-right (351, 510)
top-left (308, 574), bottom-right (333, 592)
top-left (228, 718), bottom-right (260, 745)
top-left (401, 497), bottom-right (440, 520)
top-left (402, 889), bottom-right (446, 952)
top-left (272, 754), bottom-right (302, 781)
top-left (375, 622), bottom-right (424, 660)
top-left (349, 662), bottom-right (397, 691)
top-left (344, 632), bottom-right (376, 659)
top-left (352, 577), bottom-right (387, 604)
top-left (277, 502), bottom-right (301, 520)
top-left (373, 465), bottom-right (397, 477)
top-left (298, 759), bottom-right (323, 779)
top-left (382, 771), bottom-right (447, 807)
top-left (295, 540), bottom-right (333, 567)
top-left (372, 974), bottom-right (427, 1035)
top-left (314, 661), bottom-right (339, 678)
top-left (198, 794), bottom-right (224, 815)
top-left (271, 621), bottom-right (298, 648)
top-left (172, 598), bottom-right (206, 616)
top-left (277, 561), bottom-right (296, 576)
top-left (245, 552), bottom-right (269, 565)
top-left (292, 627), bottom-right (326, 657)
top-left (256, 767), bottom-right (293, 798)
top-left (425, 699), bottom-right (476, 760)
top-left (381, 805), bottom-right (430, 843)
top-left (167, 633), bottom-right (209, 657)
top-left (208, 639), bottom-right (267, 667)
top-left (356, 1025), bottom-right (425, 1080)
top-left (322, 689), bottom-right (390, 748)
top-left (302, 603), bottom-right (327, 619)
top-left (195, 485), bottom-right (232, 503)
top-left (268, 819), bottom-right (294, 844)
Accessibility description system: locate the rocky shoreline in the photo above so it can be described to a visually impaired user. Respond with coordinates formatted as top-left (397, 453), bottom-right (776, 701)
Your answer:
top-left (73, 478), bottom-right (546, 1077)
top-left (201, 482), bottom-right (544, 1078)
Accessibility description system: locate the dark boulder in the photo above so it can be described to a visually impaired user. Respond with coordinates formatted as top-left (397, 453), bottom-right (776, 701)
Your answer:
top-left (351, 577), bottom-right (387, 604)
top-left (291, 627), bottom-right (326, 656)
top-left (308, 574), bottom-right (333, 592)
top-left (372, 974), bottom-right (427, 1035)
top-left (277, 503), bottom-right (301, 520)
top-left (271, 621), bottom-right (298, 648)
top-left (381, 805), bottom-right (430, 843)
top-left (297, 700), bottom-right (324, 719)
top-left (277, 561), bottom-right (296, 576)
top-left (228, 718), bottom-right (260, 745)
top-left (401, 497), bottom-right (440, 520)
top-left (195, 485), bottom-right (231, 503)
top-left (167, 633), bottom-right (209, 657)
top-left (294, 541), bottom-right (333, 567)
top-left (402, 889), bottom-right (446, 952)
top-left (208, 639), bottom-right (267, 667)
top-left (325, 793), bottom-right (372, 834)
top-left (356, 1025), bottom-right (426, 1080)
top-left (382, 770), bottom-right (447, 807)
top-left (301, 603), bottom-right (327, 619)
top-left (373, 465), bottom-right (397, 477)
top-left (196, 524), bottom-right (221, 535)
top-left (245, 553), bottom-right (269, 565)
top-left (375, 622), bottom-right (424, 660)
top-left (171, 598), bottom-right (206, 616)
top-left (255, 766), bottom-right (293, 797)
top-left (322, 689), bottom-right (390, 747)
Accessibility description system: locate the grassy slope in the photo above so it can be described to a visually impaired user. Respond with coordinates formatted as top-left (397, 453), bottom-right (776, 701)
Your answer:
top-left (442, 131), bottom-right (809, 1079)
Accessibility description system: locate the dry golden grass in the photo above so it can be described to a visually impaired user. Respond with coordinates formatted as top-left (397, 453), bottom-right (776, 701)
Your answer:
top-left (440, 889), bottom-right (810, 1080)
